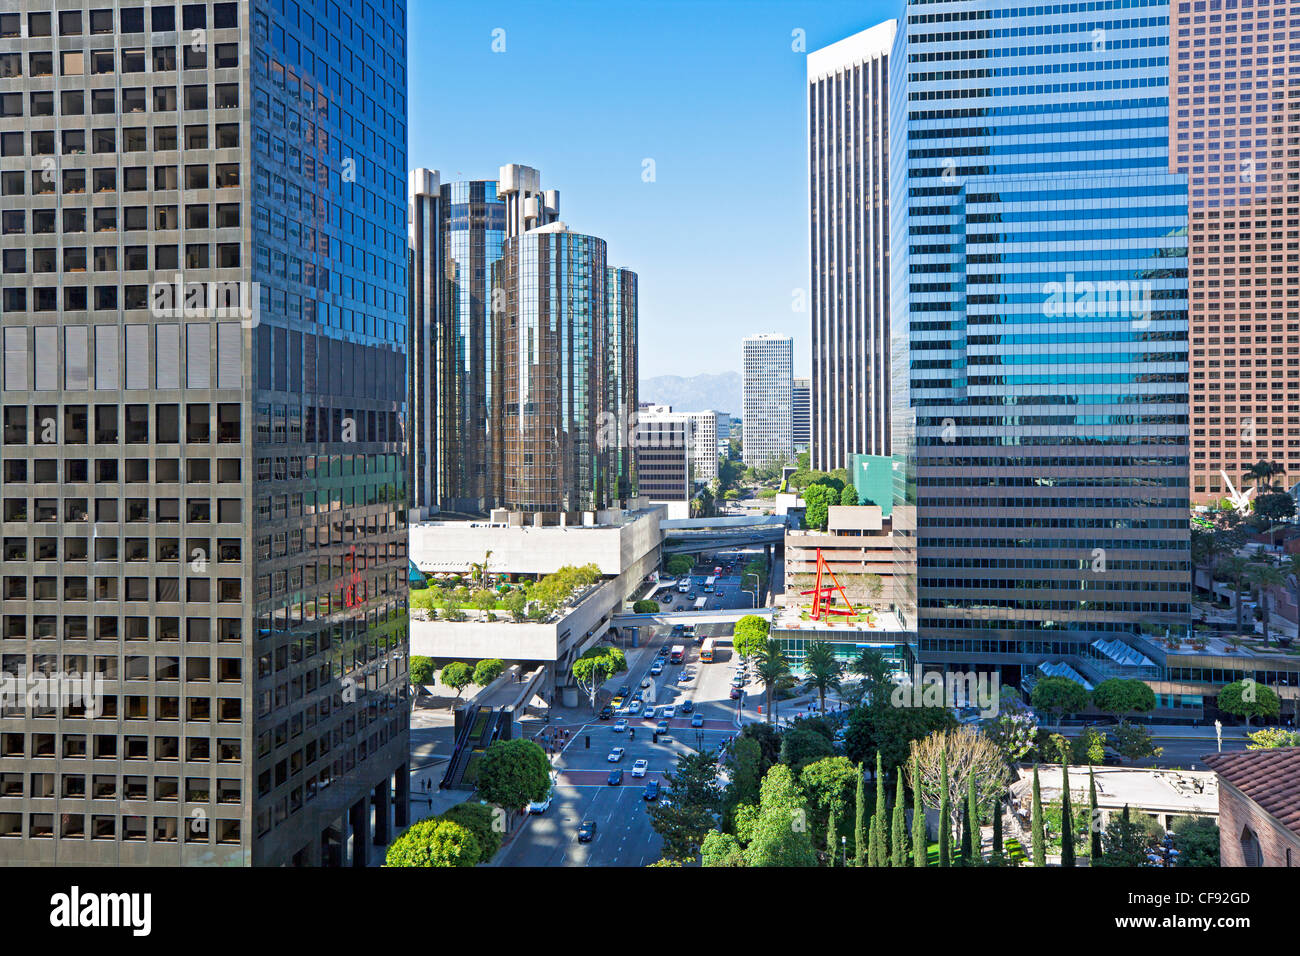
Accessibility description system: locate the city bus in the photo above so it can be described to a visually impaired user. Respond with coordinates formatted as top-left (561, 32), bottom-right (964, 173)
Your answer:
top-left (700, 638), bottom-right (715, 663)
top-left (670, 644), bottom-right (686, 664)
top-left (693, 597), bottom-right (707, 611)
top-left (703, 575), bottom-right (716, 593)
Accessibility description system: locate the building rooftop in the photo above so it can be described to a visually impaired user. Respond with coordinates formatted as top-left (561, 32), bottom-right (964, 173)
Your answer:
top-left (1203, 749), bottom-right (1300, 833)
top-left (772, 602), bottom-right (907, 634)
top-left (1012, 765), bottom-right (1218, 816)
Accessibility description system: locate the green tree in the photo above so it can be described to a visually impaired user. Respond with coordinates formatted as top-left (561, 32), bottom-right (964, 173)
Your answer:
top-left (471, 658), bottom-right (505, 687)
top-left (754, 638), bottom-right (793, 724)
top-left (666, 554), bottom-right (693, 577)
top-left (700, 829), bottom-right (745, 867)
top-left (384, 818), bottom-right (480, 867)
top-left (825, 808), bottom-right (840, 866)
top-left (503, 590), bottom-right (527, 621)
top-left (632, 599), bottom-right (659, 613)
top-left (1246, 727), bottom-right (1300, 749)
top-left (803, 483), bottom-right (834, 531)
top-left (938, 748), bottom-right (951, 867)
top-left (1112, 720), bottom-right (1164, 763)
top-left (1030, 766), bottom-right (1046, 867)
top-left (732, 615), bottom-right (771, 661)
top-left (470, 588), bottom-right (497, 620)
top-left (801, 641), bottom-right (843, 713)
top-left (1091, 678), bottom-right (1157, 721)
top-left (1217, 679), bottom-right (1281, 727)
top-left (648, 749), bottom-right (723, 862)
top-left (781, 724), bottom-right (834, 775)
top-left (1031, 677), bottom-right (1089, 722)
top-left (839, 485), bottom-right (859, 506)
top-left (1059, 764), bottom-right (1075, 867)
top-left (738, 722), bottom-right (782, 774)
top-left (799, 756), bottom-right (858, 851)
top-left (1243, 560), bottom-right (1286, 646)
top-left (912, 753), bottom-right (926, 867)
top-left (441, 800), bottom-right (503, 862)
top-left (440, 661), bottom-right (474, 698)
top-left (1170, 815), bottom-right (1220, 867)
top-left (1215, 555), bottom-right (1252, 645)
top-left (571, 645), bottom-right (628, 712)
top-left (854, 767), bottom-right (868, 867)
top-left (844, 702), bottom-right (956, 778)
top-left (409, 656), bottom-right (435, 686)
top-left (1094, 805), bottom-right (1152, 867)
top-left (872, 752), bottom-right (889, 867)
top-left (744, 765), bottom-right (817, 867)
top-left (728, 736), bottom-right (763, 810)
top-left (475, 738), bottom-right (551, 810)
top-left (1072, 726), bottom-right (1107, 765)
top-left (848, 649), bottom-right (894, 706)
top-left (891, 774), bottom-right (907, 867)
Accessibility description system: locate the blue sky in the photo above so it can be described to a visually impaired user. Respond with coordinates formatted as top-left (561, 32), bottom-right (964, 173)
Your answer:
top-left (408, 0), bottom-right (900, 379)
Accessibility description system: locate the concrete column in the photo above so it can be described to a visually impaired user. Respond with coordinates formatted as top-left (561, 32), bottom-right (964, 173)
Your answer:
top-left (394, 762), bottom-right (410, 827)
top-left (373, 780), bottom-right (392, 844)
top-left (350, 798), bottom-right (371, 867)
top-left (300, 833), bottom-right (323, 867)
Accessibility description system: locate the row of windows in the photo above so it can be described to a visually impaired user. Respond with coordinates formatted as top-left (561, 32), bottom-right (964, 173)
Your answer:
top-left (0, 50), bottom-right (239, 81)
top-left (0, 814), bottom-right (240, 844)
top-left (0, 616), bottom-right (240, 643)
top-left (0, 5), bottom-right (235, 39)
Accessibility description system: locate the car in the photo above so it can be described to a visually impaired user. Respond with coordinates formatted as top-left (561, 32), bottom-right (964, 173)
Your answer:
top-left (660, 706), bottom-right (675, 719)
top-left (660, 593), bottom-right (672, 603)
top-left (731, 675), bottom-right (746, 688)
top-left (613, 719), bottom-right (628, 733)
top-left (680, 700), bottom-right (694, 714)
top-left (617, 684), bottom-right (631, 698)
top-left (610, 696), bottom-right (625, 709)
top-left (729, 687), bottom-right (742, 700)
top-left (527, 790), bottom-right (553, 814)
top-left (688, 593), bottom-right (697, 600)
top-left (691, 713), bottom-right (704, 727)
top-left (578, 820), bottom-right (597, 842)
top-left (643, 780), bottom-right (660, 801)
top-left (607, 768), bottom-right (623, 786)
top-left (628, 699), bottom-right (643, 715)
top-left (656, 720), bottom-right (669, 735)
top-left (662, 640), bottom-right (674, 650)
top-left (598, 705), bottom-right (613, 720)
top-left (607, 747), bottom-right (625, 762)
top-left (677, 671), bottom-right (692, 684)
top-left (631, 758), bottom-right (649, 777)
top-left (650, 663), bottom-right (663, 675)
top-left (1102, 752), bottom-right (1124, 766)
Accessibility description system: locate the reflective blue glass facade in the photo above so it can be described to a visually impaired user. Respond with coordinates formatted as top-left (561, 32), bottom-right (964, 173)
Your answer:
top-left (890, 0), bottom-right (1192, 678)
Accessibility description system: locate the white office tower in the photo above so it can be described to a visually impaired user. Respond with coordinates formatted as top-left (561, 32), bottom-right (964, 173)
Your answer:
top-left (742, 333), bottom-right (794, 468)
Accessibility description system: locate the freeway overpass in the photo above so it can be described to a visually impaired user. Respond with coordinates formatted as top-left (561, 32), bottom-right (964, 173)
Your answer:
top-left (609, 607), bottom-right (777, 629)
top-left (660, 515), bottom-right (789, 555)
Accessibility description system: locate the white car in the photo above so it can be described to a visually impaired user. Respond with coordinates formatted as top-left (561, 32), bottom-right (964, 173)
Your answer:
top-left (607, 747), bottom-right (625, 762)
top-left (631, 759), bottom-right (649, 778)
top-left (660, 706), bottom-right (675, 719)
top-left (527, 791), bottom-right (553, 814)
top-left (613, 719), bottom-right (628, 733)
top-left (628, 700), bottom-right (643, 715)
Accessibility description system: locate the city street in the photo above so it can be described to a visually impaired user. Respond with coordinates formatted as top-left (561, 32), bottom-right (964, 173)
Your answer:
top-left (496, 557), bottom-right (756, 865)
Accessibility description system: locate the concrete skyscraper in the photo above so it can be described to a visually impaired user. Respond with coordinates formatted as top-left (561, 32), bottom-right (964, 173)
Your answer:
top-left (890, 0), bottom-right (1191, 687)
top-left (0, 0), bottom-right (411, 865)
top-left (792, 377), bottom-right (810, 452)
top-left (808, 21), bottom-right (894, 471)
top-left (741, 333), bottom-right (793, 469)
top-left (1171, 0), bottom-right (1300, 501)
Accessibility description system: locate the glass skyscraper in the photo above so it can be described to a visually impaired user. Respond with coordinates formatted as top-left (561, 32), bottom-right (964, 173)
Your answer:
top-left (0, 0), bottom-right (410, 866)
top-left (891, 0), bottom-right (1192, 683)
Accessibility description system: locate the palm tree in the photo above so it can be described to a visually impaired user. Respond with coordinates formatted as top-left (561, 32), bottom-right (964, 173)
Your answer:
top-left (468, 549), bottom-right (493, 589)
top-left (1244, 559), bottom-right (1286, 647)
top-left (802, 642), bottom-right (842, 714)
top-left (1215, 555), bottom-right (1250, 645)
top-left (849, 648), bottom-right (894, 707)
top-left (754, 638), bottom-right (792, 725)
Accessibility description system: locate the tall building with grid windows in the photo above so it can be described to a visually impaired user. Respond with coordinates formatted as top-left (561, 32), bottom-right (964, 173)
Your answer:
top-left (890, 0), bottom-right (1192, 689)
top-left (1171, 0), bottom-right (1300, 502)
top-left (808, 21), bottom-right (894, 472)
top-left (741, 332), bottom-right (793, 469)
top-left (791, 377), bottom-right (810, 452)
top-left (0, 0), bottom-right (411, 866)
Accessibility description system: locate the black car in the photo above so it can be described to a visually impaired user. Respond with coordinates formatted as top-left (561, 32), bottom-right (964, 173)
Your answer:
top-left (608, 768), bottom-right (623, 786)
top-left (643, 780), bottom-right (660, 801)
top-left (598, 705), bottom-right (613, 720)
top-left (617, 684), bottom-right (631, 699)
top-left (577, 820), bottom-right (597, 843)
top-left (680, 700), bottom-right (694, 714)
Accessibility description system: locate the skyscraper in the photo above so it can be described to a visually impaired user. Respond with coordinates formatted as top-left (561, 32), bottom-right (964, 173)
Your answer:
top-left (741, 333), bottom-right (793, 468)
top-left (792, 377), bottom-right (811, 452)
top-left (0, 0), bottom-right (411, 865)
top-left (890, 0), bottom-right (1191, 683)
top-left (808, 21), bottom-right (894, 471)
top-left (1171, 0), bottom-right (1300, 502)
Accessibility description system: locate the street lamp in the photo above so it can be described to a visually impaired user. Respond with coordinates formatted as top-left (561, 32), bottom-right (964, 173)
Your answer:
top-left (741, 572), bottom-right (759, 609)
top-left (841, 834), bottom-right (847, 867)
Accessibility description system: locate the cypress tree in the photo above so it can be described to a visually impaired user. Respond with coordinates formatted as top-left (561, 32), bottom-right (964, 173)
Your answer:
top-left (967, 770), bottom-right (981, 865)
top-left (854, 766), bottom-right (868, 867)
top-left (938, 747), bottom-right (951, 867)
top-left (1060, 763), bottom-right (1075, 867)
top-left (992, 796), bottom-right (1003, 857)
top-left (891, 774), bottom-right (907, 867)
top-left (1088, 766), bottom-right (1102, 862)
top-left (826, 808), bottom-right (839, 867)
top-left (866, 809), bottom-right (879, 867)
top-left (870, 753), bottom-right (888, 866)
top-left (1031, 765), bottom-right (1046, 867)
top-left (959, 795), bottom-right (972, 865)
top-left (912, 753), bottom-right (927, 867)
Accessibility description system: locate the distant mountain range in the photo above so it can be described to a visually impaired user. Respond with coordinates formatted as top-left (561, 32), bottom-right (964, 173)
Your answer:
top-left (640, 371), bottom-right (742, 418)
